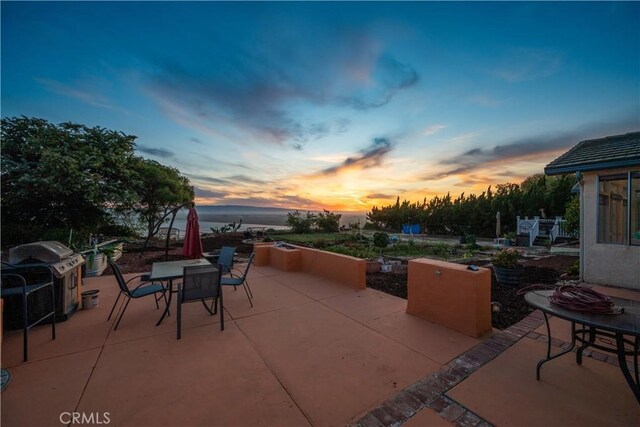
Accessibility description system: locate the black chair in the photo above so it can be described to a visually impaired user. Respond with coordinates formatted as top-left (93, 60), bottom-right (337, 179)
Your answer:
top-left (1, 263), bottom-right (56, 362)
top-left (221, 253), bottom-right (255, 308)
top-left (178, 265), bottom-right (223, 340)
top-left (108, 262), bottom-right (169, 331)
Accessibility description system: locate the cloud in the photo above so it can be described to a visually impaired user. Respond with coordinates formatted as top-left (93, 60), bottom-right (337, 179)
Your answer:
top-left (137, 145), bottom-right (174, 159)
top-left (194, 187), bottom-right (228, 199)
top-left (219, 194), bottom-right (318, 210)
top-left (422, 115), bottom-right (639, 181)
top-left (465, 94), bottom-right (501, 107)
top-left (224, 175), bottom-right (268, 185)
top-left (490, 48), bottom-right (562, 82)
top-left (366, 193), bottom-right (396, 199)
top-left (340, 54), bottom-right (419, 110)
top-left (35, 77), bottom-right (113, 109)
top-left (316, 137), bottom-right (394, 176)
top-left (185, 173), bottom-right (228, 185)
top-left (422, 124), bottom-right (446, 137)
top-left (189, 137), bottom-right (203, 144)
top-left (143, 27), bottom-right (418, 148)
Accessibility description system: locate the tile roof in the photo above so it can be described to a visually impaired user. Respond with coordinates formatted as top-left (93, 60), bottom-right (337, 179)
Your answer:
top-left (544, 131), bottom-right (640, 175)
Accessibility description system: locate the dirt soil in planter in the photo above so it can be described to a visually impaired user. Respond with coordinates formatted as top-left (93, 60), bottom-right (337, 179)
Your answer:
top-left (366, 255), bottom-right (579, 329)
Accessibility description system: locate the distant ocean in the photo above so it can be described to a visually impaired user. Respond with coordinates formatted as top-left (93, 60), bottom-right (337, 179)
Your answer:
top-left (165, 205), bottom-right (367, 235)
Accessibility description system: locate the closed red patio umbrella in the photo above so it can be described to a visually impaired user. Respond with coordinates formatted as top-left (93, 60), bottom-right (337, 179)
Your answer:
top-left (182, 207), bottom-right (203, 259)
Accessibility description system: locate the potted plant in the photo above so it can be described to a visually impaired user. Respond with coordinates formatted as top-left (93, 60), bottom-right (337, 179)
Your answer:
top-left (503, 232), bottom-right (516, 246)
top-left (491, 248), bottom-right (524, 285)
top-left (84, 241), bottom-right (124, 277)
top-left (365, 258), bottom-right (381, 274)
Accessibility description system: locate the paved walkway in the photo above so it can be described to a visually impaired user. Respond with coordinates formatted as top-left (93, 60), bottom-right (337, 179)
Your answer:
top-left (1, 266), bottom-right (638, 426)
top-left (1, 265), bottom-right (479, 426)
top-left (357, 284), bottom-right (640, 427)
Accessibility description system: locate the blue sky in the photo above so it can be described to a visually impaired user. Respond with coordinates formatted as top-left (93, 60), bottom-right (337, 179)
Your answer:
top-left (2, 1), bottom-right (639, 211)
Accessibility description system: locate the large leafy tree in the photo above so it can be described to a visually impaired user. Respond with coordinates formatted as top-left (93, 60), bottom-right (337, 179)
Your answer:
top-left (131, 158), bottom-right (194, 238)
top-left (1, 116), bottom-right (195, 247)
top-left (1, 117), bottom-right (138, 245)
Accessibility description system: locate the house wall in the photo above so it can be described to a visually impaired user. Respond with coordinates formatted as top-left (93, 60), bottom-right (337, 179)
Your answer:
top-left (582, 168), bottom-right (640, 289)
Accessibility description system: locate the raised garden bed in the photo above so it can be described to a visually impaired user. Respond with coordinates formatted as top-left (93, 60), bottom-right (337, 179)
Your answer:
top-left (366, 255), bottom-right (579, 329)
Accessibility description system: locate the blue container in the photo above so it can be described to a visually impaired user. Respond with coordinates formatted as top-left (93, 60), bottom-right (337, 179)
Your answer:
top-left (402, 224), bottom-right (421, 234)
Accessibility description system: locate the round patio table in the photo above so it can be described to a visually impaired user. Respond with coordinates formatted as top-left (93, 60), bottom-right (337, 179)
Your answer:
top-left (524, 290), bottom-right (640, 404)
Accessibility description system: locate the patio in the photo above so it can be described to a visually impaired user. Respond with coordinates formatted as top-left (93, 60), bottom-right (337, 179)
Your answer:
top-left (1, 264), bottom-right (639, 426)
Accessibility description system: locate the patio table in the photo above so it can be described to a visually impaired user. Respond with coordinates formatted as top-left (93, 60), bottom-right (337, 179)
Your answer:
top-left (149, 258), bottom-right (212, 326)
top-left (525, 290), bottom-right (640, 404)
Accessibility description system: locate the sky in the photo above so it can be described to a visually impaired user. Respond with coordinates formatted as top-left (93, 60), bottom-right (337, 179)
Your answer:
top-left (2, 1), bottom-right (639, 213)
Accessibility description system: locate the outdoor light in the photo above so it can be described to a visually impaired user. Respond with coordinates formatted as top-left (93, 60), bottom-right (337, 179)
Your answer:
top-left (491, 302), bottom-right (502, 313)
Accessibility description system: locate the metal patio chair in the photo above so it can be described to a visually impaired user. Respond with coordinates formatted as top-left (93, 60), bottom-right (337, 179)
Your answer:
top-left (1, 263), bottom-right (56, 362)
top-left (108, 262), bottom-right (169, 330)
top-left (216, 246), bottom-right (236, 276)
top-left (177, 265), bottom-right (223, 339)
top-left (221, 252), bottom-right (255, 308)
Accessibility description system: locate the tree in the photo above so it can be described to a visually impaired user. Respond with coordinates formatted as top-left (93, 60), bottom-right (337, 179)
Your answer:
top-left (1, 116), bottom-right (138, 245)
top-left (315, 210), bottom-right (342, 232)
top-left (286, 211), bottom-right (316, 233)
top-left (130, 158), bottom-right (194, 239)
top-left (366, 173), bottom-right (575, 238)
top-left (564, 196), bottom-right (580, 235)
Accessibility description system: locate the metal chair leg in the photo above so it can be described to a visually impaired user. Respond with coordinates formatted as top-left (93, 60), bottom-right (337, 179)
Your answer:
top-left (108, 292), bottom-right (122, 321)
top-left (242, 284), bottom-right (253, 308)
top-left (114, 298), bottom-right (131, 331)
top-left (177, 287), bottom-right (182, 340)
top-left (245, 279), bottom-right (253, 299)
top-left (51, 282), bottom-right (56, 340)
top-left (201, 299), bottom-right (215, 315)
top-left (219, 291), bottom-right (224, 331)
top-left (22, 293), bottom-right (28, 362)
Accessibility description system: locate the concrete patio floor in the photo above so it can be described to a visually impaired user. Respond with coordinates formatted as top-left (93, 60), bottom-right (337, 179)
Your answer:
top-left (1, 265), bottom-right (639, 426)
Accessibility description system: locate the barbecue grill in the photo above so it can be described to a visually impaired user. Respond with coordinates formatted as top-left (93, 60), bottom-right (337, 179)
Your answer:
top-left (4, 241), bottom-right (85, 325)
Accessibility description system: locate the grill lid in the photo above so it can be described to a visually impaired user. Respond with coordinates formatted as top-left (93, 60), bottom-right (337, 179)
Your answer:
top-left (9, 241), bottom-right (74, 264)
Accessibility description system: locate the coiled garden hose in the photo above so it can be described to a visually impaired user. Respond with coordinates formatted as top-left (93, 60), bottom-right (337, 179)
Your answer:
top-left (517, 284), bottom-right (624, 315)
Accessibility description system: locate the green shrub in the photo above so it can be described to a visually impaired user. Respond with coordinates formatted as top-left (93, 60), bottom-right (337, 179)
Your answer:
top-left (566, 259), bottom-right (579, 277)
top-left (373, 232), bottom-right (390, 250)
top-left (313, 239), bottom-right (328, 249)
top-left (431, 242), bottom-right (450, 259)
top-left (286, 210), bottom-right (316, 233)
top-left (491, 248), bottom-right (522, 268)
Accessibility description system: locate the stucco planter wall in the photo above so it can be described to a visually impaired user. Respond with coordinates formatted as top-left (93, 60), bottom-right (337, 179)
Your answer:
top-left (407, 258), bottom-right (491, 338)
top-left (252, 243), bottom-right (366, 289)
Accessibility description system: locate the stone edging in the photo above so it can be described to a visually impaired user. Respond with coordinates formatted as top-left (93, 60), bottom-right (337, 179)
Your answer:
top-left (353, 311), bottom-right (547, 427)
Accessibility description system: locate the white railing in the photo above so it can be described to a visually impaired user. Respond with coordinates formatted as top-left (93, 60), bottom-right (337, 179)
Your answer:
top-left (518, 216), bottom-right (577, 244)
top-left (529, 219), bottom-right (539, 247)
top-left (517, 216), bottom-right (537, 235)
top-left (550, 223), bottom-right (560, 243)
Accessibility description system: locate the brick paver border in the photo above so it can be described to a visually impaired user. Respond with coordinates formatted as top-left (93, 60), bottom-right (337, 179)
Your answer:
top-left (353, 311), bottom-right (548, 427)
top-left (354, 308), bottom-right (636, 427)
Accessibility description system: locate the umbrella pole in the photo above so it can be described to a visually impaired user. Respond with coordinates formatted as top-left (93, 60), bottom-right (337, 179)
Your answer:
top-left (165, 209), bottom-right (179, 261)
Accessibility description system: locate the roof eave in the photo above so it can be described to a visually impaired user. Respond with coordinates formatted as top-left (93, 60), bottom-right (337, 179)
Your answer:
top-left (544, 158), bottom-right (640, 175)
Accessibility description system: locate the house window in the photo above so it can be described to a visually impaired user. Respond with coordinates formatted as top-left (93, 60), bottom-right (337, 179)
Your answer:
top-left (598, 174), bottom-right (628, 244)
top-left (632, 172), bottom-right (640, 245)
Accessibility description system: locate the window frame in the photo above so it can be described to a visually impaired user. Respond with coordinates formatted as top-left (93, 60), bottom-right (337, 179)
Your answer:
top-left (596, 171), bottom-right (640, 246)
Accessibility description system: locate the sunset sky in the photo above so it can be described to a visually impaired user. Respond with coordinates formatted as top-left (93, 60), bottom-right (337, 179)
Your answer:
top-left (2, 2), bottom-right (639, 212)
